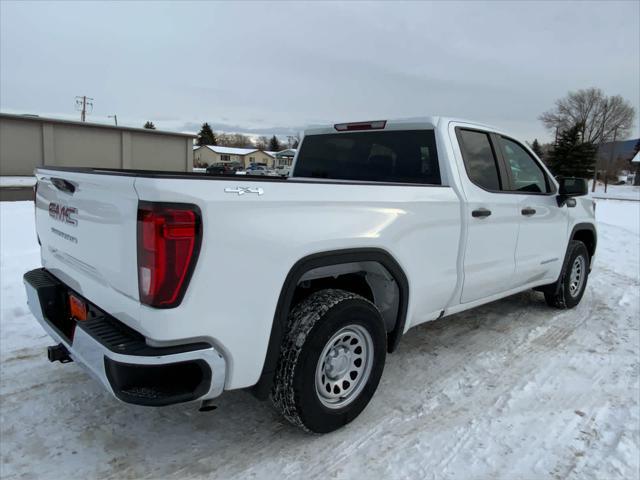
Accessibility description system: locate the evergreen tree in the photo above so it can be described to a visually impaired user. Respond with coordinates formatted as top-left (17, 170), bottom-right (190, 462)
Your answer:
top-left (268, 135), bottom-right (281, 152)
top-left (197, 123), bottom-right (217, 146)
top-left (143, 121), bottom-right (156, 130)
top-left (546, 124), bottom-right (597, 179)
top-left (531, 138), bottom-right (543, 159)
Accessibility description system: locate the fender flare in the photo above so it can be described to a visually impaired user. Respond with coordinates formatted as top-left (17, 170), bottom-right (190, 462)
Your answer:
top-left (570, 222), bottom-right (597, 265)
top-left (544, 222), bottom-right (597, 296)
top-left (250, 247), bottom-right (409, 399)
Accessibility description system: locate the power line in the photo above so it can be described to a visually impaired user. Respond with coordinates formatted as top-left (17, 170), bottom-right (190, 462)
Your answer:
top-left (75, 96), bottom-right (94, 122)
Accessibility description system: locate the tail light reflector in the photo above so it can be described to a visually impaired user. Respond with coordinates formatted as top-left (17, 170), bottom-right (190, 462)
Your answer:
top-left (137, 202), bottom-right (202, 308)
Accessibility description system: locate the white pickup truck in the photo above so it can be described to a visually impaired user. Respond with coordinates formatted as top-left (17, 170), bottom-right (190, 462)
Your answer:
top-left (24, 117), bottom-right (596, 433)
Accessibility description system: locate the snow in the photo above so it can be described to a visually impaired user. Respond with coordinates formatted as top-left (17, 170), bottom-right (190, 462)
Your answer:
top-left (0, 176), bottom-right (36, 188)
top-left (589, 184), bottom-right (640, 202)
top-left (1, 199), bottom-right (638, 479)
top-left (201, 145), bottom-right (258, 155)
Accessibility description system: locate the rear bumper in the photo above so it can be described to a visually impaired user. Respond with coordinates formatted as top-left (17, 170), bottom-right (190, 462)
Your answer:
top-left (23, 268), bottom-right (226, 406)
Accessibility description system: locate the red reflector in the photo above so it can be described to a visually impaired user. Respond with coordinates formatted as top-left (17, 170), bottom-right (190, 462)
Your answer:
top-left (137, 202), bottom-right (202, 308)
top-left (68, 293), bottom-right (87, 321)
top-left (334, 120), bottom-right (387, 131)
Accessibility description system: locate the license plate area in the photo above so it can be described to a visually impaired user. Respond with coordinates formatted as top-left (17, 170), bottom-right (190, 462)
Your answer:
top-left (39, 285), bottom-right (77, 342)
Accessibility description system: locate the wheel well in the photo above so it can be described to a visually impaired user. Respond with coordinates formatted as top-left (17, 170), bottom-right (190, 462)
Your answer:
top-left (293, 261), bottom-right (400, 335)
top-left (292, 273), bottom-right (374, 305)
top-left (572, 228), bottom-right (596, 260)
top-left (250, 248), bottom-right (408, 400)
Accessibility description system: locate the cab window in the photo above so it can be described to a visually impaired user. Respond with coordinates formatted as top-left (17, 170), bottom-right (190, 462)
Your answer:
top-left (294, 130), bottom-right (441, 185)
top-left (457, 129), bottom-right (502, 191)
top-left (501, 137), bottom-right (551, 193)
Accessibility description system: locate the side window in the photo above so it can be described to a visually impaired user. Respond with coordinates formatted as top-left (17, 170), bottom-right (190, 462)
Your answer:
top-left (458, 129), bottom-right (501, 191)
top-left (501, 138), bottom-right (550, 193)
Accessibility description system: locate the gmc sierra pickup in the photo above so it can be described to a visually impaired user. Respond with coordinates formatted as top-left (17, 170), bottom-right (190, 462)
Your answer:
top-left (24, 117), bottom-right (596, 433)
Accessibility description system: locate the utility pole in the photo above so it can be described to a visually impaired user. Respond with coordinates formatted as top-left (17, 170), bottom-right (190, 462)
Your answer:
top-left (604, 127), bottom-right (618, 194)
top-left (108, 114), bottom-right (118, 126)
top-left (75, 96), bottom-right (94, 122)
top-left (593, 99), bottom-right (611, 193)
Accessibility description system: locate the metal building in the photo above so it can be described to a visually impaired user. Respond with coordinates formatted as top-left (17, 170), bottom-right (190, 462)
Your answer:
top-left (0, 113), bottom-right (196, 176)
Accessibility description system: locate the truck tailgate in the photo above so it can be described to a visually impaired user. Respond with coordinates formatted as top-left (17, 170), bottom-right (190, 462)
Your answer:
top-left (35, 169), bottom-right (141, 318)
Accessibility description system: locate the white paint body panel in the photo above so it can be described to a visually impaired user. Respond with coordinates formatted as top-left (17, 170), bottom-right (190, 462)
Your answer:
top-left (34, 116), bottom-right (596, 390)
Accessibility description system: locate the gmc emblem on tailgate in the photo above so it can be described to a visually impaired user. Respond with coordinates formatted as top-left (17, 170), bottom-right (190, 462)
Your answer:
top-left (49, 203), bottom-right (78, 226)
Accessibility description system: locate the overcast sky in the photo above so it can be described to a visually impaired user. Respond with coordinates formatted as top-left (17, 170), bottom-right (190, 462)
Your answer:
top-left (1, 1), bottom-right (638, 142)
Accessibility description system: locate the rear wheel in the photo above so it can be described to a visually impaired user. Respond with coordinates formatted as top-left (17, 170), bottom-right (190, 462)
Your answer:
top-left (271, 289), bottom-right (386, 433)
top-left (543, 240), bottom-right (590, 309)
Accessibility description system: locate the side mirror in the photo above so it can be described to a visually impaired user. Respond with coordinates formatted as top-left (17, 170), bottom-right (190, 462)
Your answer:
top-left (557, 177), bottom-right (588, 207)
top-left (558, 177), bottom-right (588, 196)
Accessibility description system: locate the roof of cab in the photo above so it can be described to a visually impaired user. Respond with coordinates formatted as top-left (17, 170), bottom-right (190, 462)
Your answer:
top-left (303, 116), bottom-right (501, 136)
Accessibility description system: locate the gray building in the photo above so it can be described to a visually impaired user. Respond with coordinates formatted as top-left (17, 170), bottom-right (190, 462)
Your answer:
top-left (0, 113), bottom-right (196, 177)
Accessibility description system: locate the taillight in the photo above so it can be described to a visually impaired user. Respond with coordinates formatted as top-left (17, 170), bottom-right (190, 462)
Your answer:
top-left (137, 202), bottom-right (202, 308)
top-left (334, 120), bottom-right (386, 131)
top-left (34, 181), bottom-right (41, 245)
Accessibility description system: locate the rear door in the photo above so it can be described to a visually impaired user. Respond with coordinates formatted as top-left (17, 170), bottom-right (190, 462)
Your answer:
top-left (453, 127), bottom-right (521, 303)
top-left (35, 169), bottom-right (140, 302)
top-left (496, 136), bottom-right (567, 285)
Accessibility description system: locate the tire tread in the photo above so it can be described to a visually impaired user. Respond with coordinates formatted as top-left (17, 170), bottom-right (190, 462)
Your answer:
top-left (270, 289), bottom-right (375, 431)
top-left (544, 240), bottom-right (589, 309)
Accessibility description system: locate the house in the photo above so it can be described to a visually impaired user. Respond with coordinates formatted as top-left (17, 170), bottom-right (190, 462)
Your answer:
top-left (194, 145), bottom-right (256, 166)
top-left (274, 149), bottom-right (297, 169)
top-left (632, 150), bottom-right (640, 186)
top-left (193, 145), bottom-right (276, 168)
top-left (246, 150), bottom-right (276, 168)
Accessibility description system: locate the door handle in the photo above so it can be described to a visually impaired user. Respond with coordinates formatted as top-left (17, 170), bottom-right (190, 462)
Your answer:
top-left (521, 207), bottom-right (536, 216)
top-left (472, 208), bottom-right (492, 218)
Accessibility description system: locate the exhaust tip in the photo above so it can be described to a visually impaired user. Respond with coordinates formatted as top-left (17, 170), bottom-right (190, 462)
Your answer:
top-left (47, 344), bottom-right (72, 363)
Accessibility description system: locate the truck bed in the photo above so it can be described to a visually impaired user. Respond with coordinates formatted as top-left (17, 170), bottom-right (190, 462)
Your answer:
top-left (34, 164), bottom-right (462, 388)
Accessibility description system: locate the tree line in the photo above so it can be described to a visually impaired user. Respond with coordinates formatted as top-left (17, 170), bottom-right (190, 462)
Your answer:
top-left (195, 122), bottom-right (299, 152)
top-left (530, 87), bottom-right (636, 183)
top-left (145, 87), bottom-right (638, 184)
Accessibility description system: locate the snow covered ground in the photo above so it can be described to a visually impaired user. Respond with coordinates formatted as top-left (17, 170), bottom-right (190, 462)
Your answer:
top-left (0, 177), bottom-right (36, 188)
top-left (1, 199), bottom-right (638, 479)
top-left (589, 183), bottom-right (640, 202)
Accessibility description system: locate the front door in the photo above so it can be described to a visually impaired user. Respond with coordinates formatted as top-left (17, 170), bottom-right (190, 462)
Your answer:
top-left (496, 136), bottom-right (569, 286)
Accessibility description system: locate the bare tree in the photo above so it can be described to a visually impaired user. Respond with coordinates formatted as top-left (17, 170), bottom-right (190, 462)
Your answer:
top-left (286, 134), bottom-right (300, 149)
top-left (540, 88), bottom-right (635, 144)
top-left (256, 136), bottom-right (269, 150)
top-left (216, 132), bottom-right (253, 148)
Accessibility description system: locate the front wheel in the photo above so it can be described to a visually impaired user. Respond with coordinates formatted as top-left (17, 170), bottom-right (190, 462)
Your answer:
top-left (271, 289), bottom-right (387, 433)
top-left (544, 240), bottom-right (590, 309)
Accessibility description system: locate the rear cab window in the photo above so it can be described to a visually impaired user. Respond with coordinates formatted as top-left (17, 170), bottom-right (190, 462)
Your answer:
top-left (456, 129), bottom-right (502, 191)
top-left (293, 130), bottom-right (441, 185)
